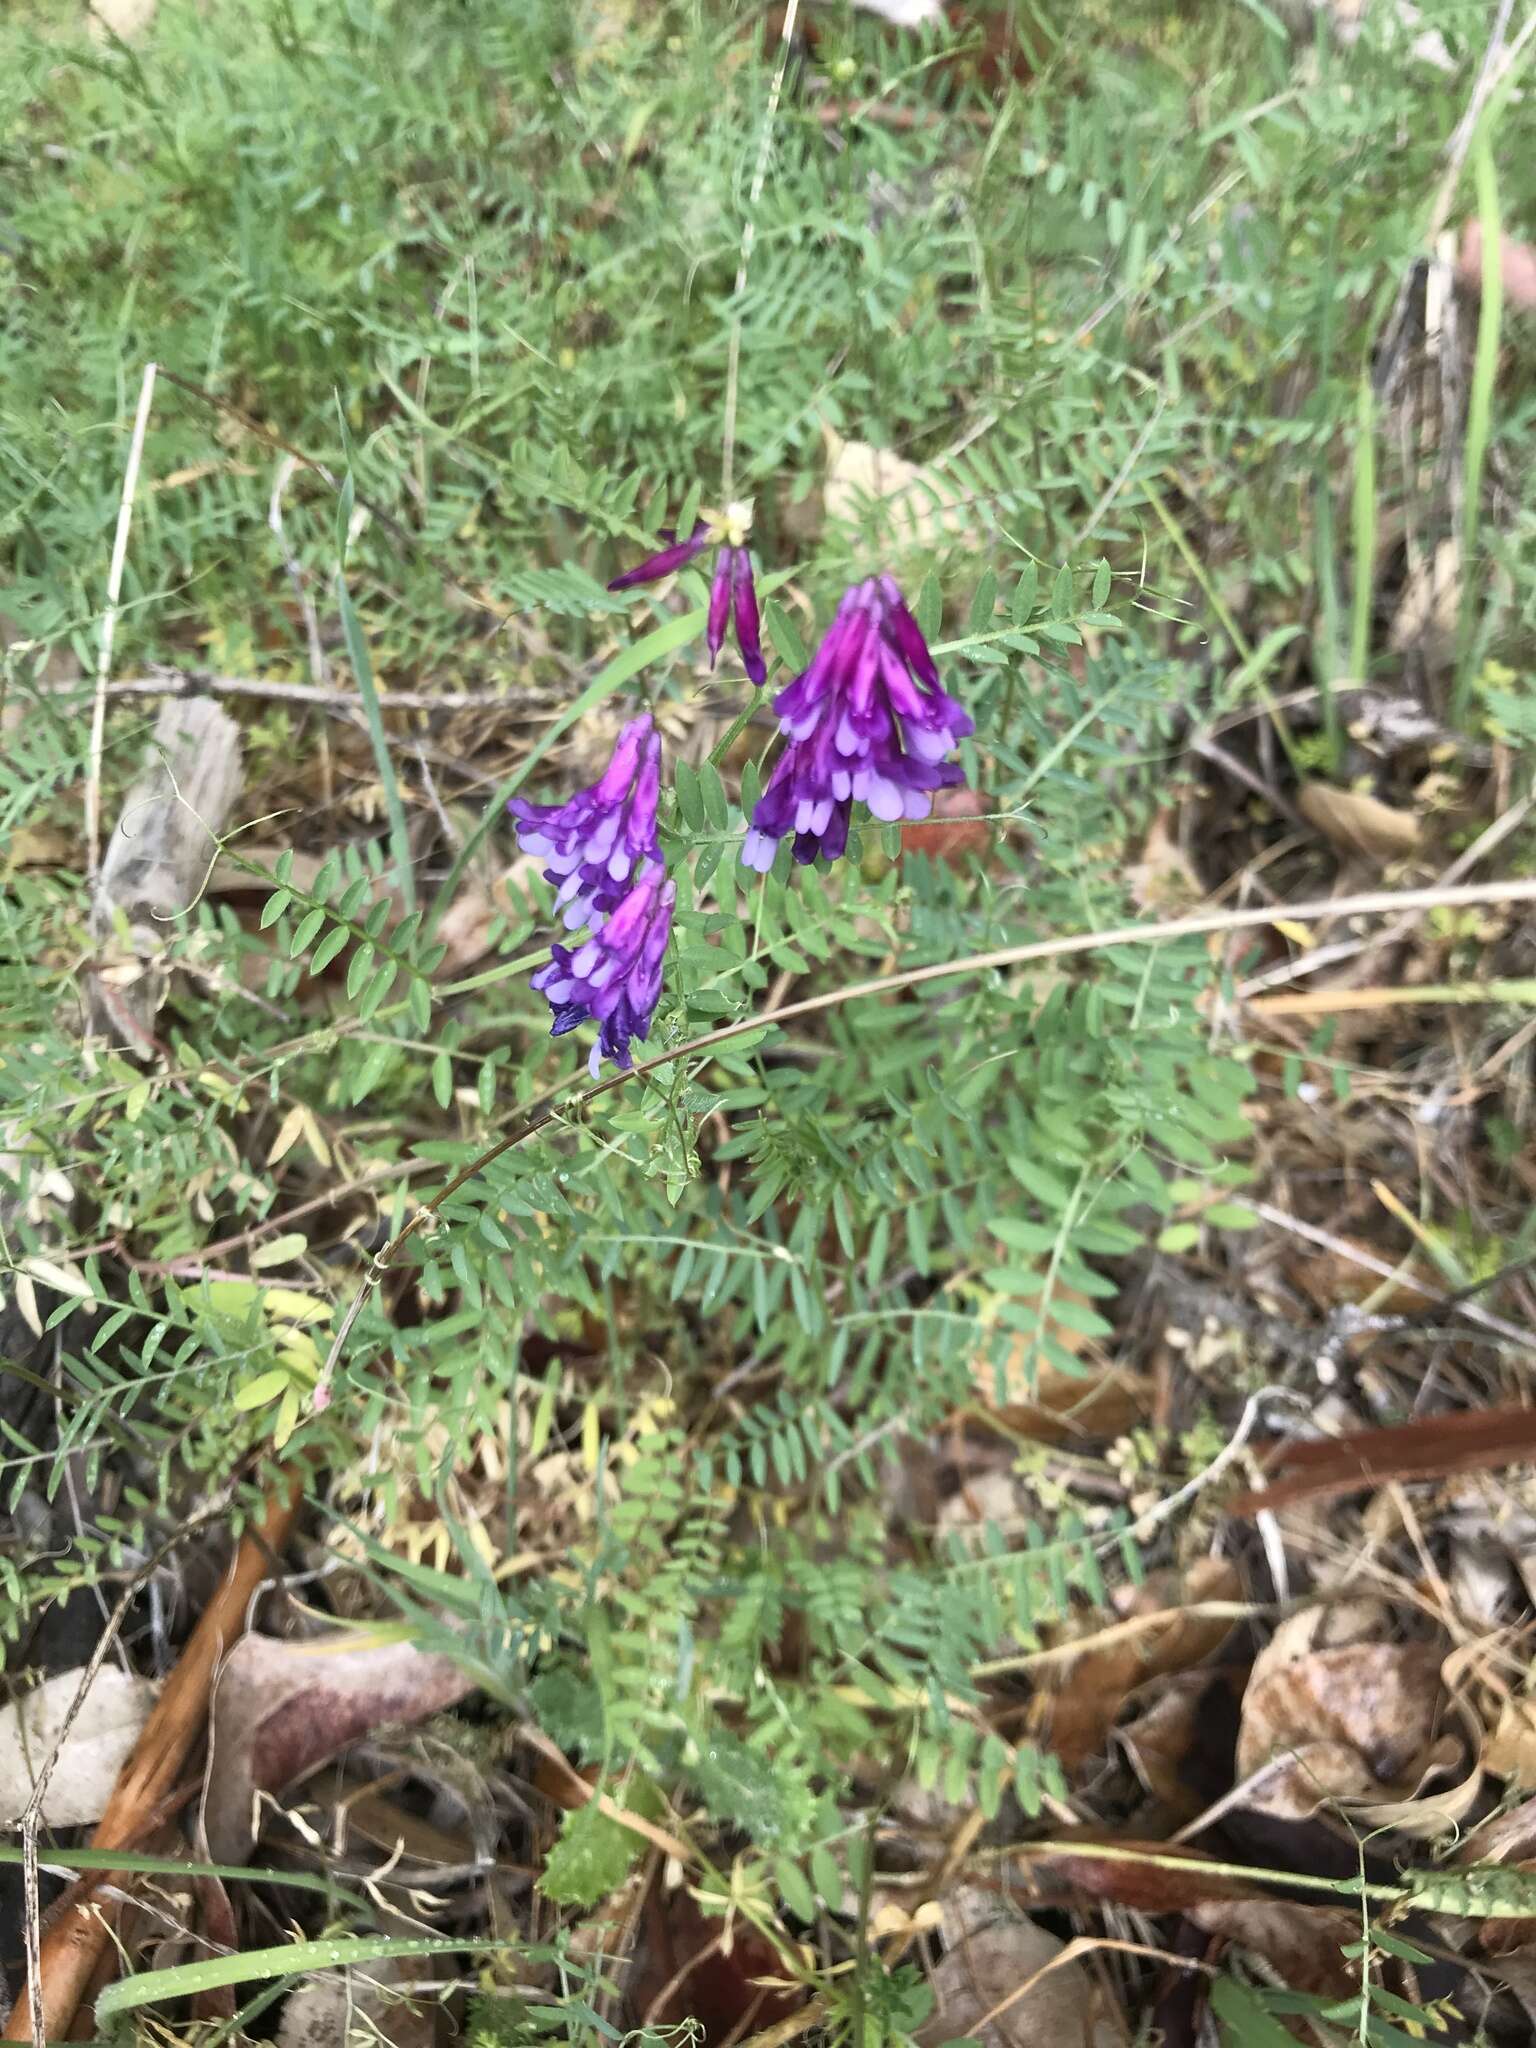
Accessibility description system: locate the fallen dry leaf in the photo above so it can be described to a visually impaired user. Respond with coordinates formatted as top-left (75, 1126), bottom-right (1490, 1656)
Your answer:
top-left (1029, 1558), bottom-right (1240, 1772)
top-left (850, 0), bottom-right (945, 21)
top-left (1484, 1701), bottom-right (1536, 1790)
top-left (1227, 1404), bottom-right (1536, 1517)
top-left (1235, 1634), bottom-right (1460, 1824)
top-left (203, 1632), bottom-right (473, 1862)
top-left (914, 1912), bottom-right (1119, 2048)
top-left (1458, 219), bottom-right (1536, 314)
top-left (1126, 809), bottom-right (1204, 914)
top-left (0, 1666), bottom-right (158, 1826)
top-left (1022, 1835), bottom-right (1263, 1914)
top-left (1114, 1668), bottom-right (1247, 1818)
top-left (900, 788), bottom-right (995, 868)
top-left (431, 855), bottom-right (542, 977)
top-left (89, 0), bottom-right (157, 38)
top-left (1390, 536), bottom-right (1461, 669)
top-left (822, 427), bottom-right (980, 551)
top-left (4, 825), bottom-right (77, 873)
top-left (969, 1342), bottom-right (1152, 1446)
top-left (1297, 779), bottom-right (1422, 862)
top-left (629, 1881), bottom-right (802, 2047)
top-left (301, 1767), bottom-right (480, 1869)
top-left (1187, 1899), bottom-right (1358, 1998)
top-left (278, 1954), bottom-right (441, 2048)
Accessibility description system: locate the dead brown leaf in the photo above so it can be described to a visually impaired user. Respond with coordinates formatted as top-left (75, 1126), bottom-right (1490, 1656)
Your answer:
top-left (1114, 1668), bottom-right (1247, 1818)
top-left (1459, 219), bottom-right (1536, 313)
top-left (969, 1342), bottom-right (1151, 1446)
top-left (1235, 1634), bottom-right (1460, 1824)
top-left (822, 427), bottom-right (980, 551)
top-left (431, 855), bottom-right (543, 977)
top-left (1127, 810), bottom-right (1204, 914)
top-left (0, 1666), bottom-right (158, 1827)
top-left (203, 1632), bottom-right (474, 1863)
top-left (1187, 1899), bottom-right (1358, 1997)
top-left (1484, 1700), bottom-right (1536, 1790)
top-left (1029, 1559), bottom-right (1240, 1772)
top-left (1390, 537), bottom-right (1461, 669)
top-left (1297, 780), bottom-right (1422, 862)
top-left (89, 0), bottom-right (157, 38)
top-left (913, 1913), bottom-right (1119, 2048)
top-left (278, 1955), bottom-right (442, 2048)
top-left (628, 1881), bottom-right (802, 2048)
top-left (900, 788), bottom-right (995, 869)
top-left (1022, 1836), bottom-right (1263, 1914)
top-left (1227, 1405), bottom-right (1536, 1517)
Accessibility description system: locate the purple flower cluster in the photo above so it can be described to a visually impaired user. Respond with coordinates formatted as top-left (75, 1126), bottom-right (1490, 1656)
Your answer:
top-left (510, 713), bottom-right (673, 1074)
top-left (742, 576), bottom-right (973, 871)
top-left (515, 500), bottom-right (975, 1078)
top-left (531, 862), bottom-right (676, 1080)
top-left (508, 713), bottom-right (661, 932)
top-left (609, 511), bottom-right (765, 686)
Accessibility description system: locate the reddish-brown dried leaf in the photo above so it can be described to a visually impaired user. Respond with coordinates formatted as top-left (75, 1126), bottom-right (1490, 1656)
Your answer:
top-left (1029, 1559), bottom-right (1240, 1771)
top-left (203, 1633), bottom-right (473, 1863)
top-left (1236, 1639), bottom-right (1450, 1821)
top-left (1226, 1404), bottom-right (1536, 1516)
top-left (1021, 1837), bottom-right (1264, 1915)
top-left (628, 1883), bottom-right (802, 2048)
top-left (900, 788), bottom-right (995, 868)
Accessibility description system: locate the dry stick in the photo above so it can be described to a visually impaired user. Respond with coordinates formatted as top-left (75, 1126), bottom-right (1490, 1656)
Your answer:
top-left (4, 1482), bottom-right (302, 2047)
top-left (316, 875), bottom-right (1536, 1400)
top-left (120, 670), bottom-right (557, 715)
top-left (85, 362), bottom-right (158, 883)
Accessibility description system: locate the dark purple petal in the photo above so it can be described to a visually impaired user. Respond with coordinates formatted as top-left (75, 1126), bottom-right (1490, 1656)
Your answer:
top-left (607, 522), bottom-right (710, 591)
top-left (877, 573), bottom-right (941, 686)
top-left (706, 549), bottom-right (732, 668)
top-left (731, 548), bottom-right (766, 686)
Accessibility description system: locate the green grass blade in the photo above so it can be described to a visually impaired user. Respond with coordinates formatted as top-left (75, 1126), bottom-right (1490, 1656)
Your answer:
top-left (94, 1934), bottom-right (517, 2021)
top-left (337, 571), bottom-right (416, 913)
top-left (1346, 369), bottom-right (1376, 739)
top-left (1454, 132), bottom-right (1503, 720)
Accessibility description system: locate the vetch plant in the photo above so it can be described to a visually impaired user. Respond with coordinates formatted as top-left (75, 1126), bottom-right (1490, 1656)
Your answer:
top-left (512, 527), bottom-right (976, 1069)
top-left (608, 504), bottom-right (767, 685)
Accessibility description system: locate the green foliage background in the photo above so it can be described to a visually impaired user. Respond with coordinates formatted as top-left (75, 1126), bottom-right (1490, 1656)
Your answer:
top-left (1, 0), bottom-right (1532, 2039)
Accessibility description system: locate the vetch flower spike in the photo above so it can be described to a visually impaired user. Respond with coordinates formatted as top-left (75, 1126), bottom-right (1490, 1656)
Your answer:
top-left (508, 712), bottom-right (662, 931)
top-left (609, 503), bottom-right (766, 686)
top-left (531, 862), bottom-right (676, 1077)
top-left (742, 575), bottom-right (973, 871)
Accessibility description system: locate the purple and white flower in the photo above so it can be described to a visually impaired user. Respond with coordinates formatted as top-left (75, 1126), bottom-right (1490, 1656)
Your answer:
top-left (742, 575), bottom-right (973, 871)
top-left (508, 712), bottom-right (662, 931)
top-left (531, 862), bottom-right (676, 1078)
top-left (609, 504), bottom-right (767, 686)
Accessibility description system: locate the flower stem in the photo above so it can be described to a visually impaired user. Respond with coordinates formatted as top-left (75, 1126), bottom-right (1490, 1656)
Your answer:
top-left (721, 0), bottom-right (803, 502)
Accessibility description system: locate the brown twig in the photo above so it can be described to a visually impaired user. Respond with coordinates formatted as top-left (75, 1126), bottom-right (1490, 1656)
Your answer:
top-left (57, 668), bottom-right (558, 717)
top-left (4, 1482), bottom-right (302, 2045)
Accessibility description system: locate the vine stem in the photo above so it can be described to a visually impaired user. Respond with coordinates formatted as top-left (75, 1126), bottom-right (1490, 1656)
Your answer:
top-left (315, 873), bottom-right (1536, 1397)
top-left (721, 0), bottom-right (803, 502)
